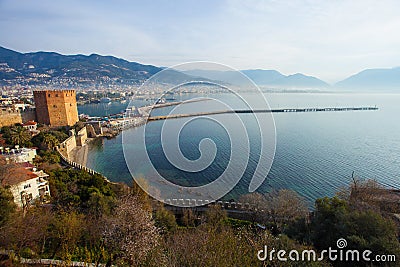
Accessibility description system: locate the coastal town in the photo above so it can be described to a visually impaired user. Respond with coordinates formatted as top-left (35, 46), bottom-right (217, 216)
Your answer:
top-left (1, 83), bottom-right (400, 266)
top-left (2, 0), bottom-right (400, 265)
top-left (0, 86), bottom-right (215, 208)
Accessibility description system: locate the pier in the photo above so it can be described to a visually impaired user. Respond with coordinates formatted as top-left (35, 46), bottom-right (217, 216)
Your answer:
top-left (147, 106), bottom-right (379, 121)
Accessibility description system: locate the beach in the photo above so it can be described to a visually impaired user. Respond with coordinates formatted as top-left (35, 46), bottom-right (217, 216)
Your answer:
top-left (69, 139), bottom-right (92, 167)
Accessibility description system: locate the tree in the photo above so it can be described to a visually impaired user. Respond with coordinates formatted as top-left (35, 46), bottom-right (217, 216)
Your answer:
top-left (239, 192), bottom-right (269, 223)
top-left (311, 196), bottom-right (350, 249)
top-left (311, 195), bottom-right (400, 265)
top-left (41, 133), bottom-right (59, 150)
top-left (268, 189), bottom-right (308, 230)
top-left (203, 204), bottom-right (227, 227)
top-left (239, 190), bottom-right (308, 231)
top-left (9, 125), bottom-right (31, 146)
top-left (32, 131), bottom-right (67, 151)
top-left (102, 194), bottom-right (160, 266)
top-left (1, 207), bottom-right (53, 258)
top-left (0, 186), bottom-right (16, 227)
top-left (346, 210), bottom-right (400, 259)
top-left (163, 223), bottom-right (330, 267)
top-left (154, 206), bottom-right (177, 233)
top-left (181, 208), bottom-right (197, 227)
top-left (347, 179), bottom-right (399, 214)
top-left (48, 211), bottom-right (85, 260)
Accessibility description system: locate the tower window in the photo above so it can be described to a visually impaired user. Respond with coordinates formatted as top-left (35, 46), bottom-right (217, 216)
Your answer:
top-left (53, 105), bottom-right (57, 108)
top-left (48, 94), bottom-right (51, 97)
top-left (56, 94), bottom-right (59, 97)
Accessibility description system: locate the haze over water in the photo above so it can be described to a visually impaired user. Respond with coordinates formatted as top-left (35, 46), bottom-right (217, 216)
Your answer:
top-left (83, 93), bottom-right (400, 205)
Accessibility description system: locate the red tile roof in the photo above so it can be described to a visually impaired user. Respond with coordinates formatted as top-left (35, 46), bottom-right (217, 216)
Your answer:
top-left (19, 162), bottom-right (35, 169)
top-left (1, 167), bottom-right (38, 186)
top-left (23, 121), bottom-right (37, 126)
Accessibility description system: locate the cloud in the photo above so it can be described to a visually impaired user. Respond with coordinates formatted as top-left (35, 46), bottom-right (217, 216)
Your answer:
top-left (1, 0), bottom-right (400, 82)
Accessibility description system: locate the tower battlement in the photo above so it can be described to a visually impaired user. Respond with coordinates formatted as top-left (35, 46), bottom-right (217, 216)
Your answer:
top-left (33, 89), bottom-right (79, 127)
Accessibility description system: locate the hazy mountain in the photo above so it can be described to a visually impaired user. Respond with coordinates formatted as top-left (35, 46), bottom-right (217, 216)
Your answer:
top-left (241, 69), bottom-right (285, 85)
top-left (0, 46), bottom-right (194, 86)
top-left (335, 67), bottom-right (400, 90)
top-left (271, 73), bottom-right (330, 88)
top-left (181, 69), bottom-right (248, 85)
top-left (183, 69), bottom-right (329, 88)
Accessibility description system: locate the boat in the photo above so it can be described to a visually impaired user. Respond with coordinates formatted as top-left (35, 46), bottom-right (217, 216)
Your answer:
top-left (100, 97), bottom-right (111, 103)
top-left (156, 98), bottom-right (166, 104)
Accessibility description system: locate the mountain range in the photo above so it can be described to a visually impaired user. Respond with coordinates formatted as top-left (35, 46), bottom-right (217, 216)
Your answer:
top-left (0, 46), bottom-right (399, 90)
top-left (0, 46), bottom-right (193, 86)
top-left (182, 69), bottom-right (329, 88)
top-left (335, 67), bottom-right (400, 90)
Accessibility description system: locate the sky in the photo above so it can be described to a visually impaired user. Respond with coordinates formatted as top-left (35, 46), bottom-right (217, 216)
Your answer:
top-left (1, 0), bottom-right (400, 83)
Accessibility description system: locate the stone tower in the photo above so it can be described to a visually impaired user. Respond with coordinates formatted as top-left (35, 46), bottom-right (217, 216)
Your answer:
top-left (33, 90), bottom-right (79, 127)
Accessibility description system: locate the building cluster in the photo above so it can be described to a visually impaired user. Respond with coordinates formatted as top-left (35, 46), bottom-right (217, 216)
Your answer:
top-left (1, 146), bottom-right (50, 208)
top-left (1, 89), bottom-right (81, 208)
top-left (0, 89), bottom-right (79, 127)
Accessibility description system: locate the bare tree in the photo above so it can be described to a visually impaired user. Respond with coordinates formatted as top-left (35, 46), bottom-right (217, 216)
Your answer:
top-left (182, 208), bottom-right (197, 227)
top-left (239, 192), bottom-right (269, 223)
top-left (239, 190), bottom-right (309, 227)
top-left (268, 189), bottom-right (308, 230)
top-left (102, 194), bottom-right (160, 266)
top-left (203, 204), bottom-right (227, 227)
top-left (349, 179), bottom-right (399, 213)
top-left (1, 206), bottom-right (53, 258)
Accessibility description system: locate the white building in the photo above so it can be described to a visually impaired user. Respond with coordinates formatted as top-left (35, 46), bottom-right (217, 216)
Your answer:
top-left (1, 147), bottom-right (37, 163)
top-left (22, 120), bottom-right (39, 136)
top-left (13, 103), bottom-right (26, 111)
top-left (22, 120), bottom-right (38, 131)
top-left (8, 168), bottom-right (51, 208)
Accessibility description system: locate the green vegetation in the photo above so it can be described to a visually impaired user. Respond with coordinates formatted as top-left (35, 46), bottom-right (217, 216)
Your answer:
top-left (1, 168), bottom-right (399, 266)
top-left (31, 130), bottom-right (68, 150)
top-left (49, 168), bottom-right (116, 215)
top-left (0, 125), bottom-right (68, 151)
top-left (0, 186), bottom-right (16, 227)
top-left (0, 125), bottom-right (32, 147)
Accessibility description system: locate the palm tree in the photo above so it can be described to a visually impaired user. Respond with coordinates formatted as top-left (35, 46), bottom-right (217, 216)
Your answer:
top-left (41, 133), bottom-right (59, 150)
top-left (9, 126), bottom-right (31, 146)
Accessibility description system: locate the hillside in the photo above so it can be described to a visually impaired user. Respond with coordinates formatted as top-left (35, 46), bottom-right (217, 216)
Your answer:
top-left (336, 67), bottom-right (400, 90)
top-left (270, 73), bottom-right (330, 88)
top-left (0, 46), bottom-right (193, 86)
top-left (183, 69), bottom-right (329, 89)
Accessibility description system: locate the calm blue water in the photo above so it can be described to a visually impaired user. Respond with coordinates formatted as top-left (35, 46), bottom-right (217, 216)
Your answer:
top-left (85, 93), bottom-right (400, 205)
top-left (78, 100), bottom-right (146, 117)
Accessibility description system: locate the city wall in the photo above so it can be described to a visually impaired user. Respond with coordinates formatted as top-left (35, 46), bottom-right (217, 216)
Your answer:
top-left (57, 126), bottom-right (91, 158)
top-left (58, 134), bottom-right (77, 158)
top-left (0, 108), bottom-right (37, 127)
top-left (0, 109), bottom-right (22, 127)
top-left (76, 127), bottom-right (88, 146)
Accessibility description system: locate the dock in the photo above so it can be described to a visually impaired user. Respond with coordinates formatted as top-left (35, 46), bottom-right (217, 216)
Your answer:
top-left (147, 106), bottom-right (378, 121)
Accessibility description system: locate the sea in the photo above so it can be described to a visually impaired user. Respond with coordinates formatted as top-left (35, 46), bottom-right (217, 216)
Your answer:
top-left (79, 92), bottom-right (400, 206)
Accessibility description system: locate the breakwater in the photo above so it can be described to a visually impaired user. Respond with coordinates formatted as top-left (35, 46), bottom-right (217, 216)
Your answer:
top-left (148, 106), bottom-right (379, 121)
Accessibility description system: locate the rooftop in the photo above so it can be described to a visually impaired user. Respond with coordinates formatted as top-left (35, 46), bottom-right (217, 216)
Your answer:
top-left (23, 120), bottom-right (37, 126)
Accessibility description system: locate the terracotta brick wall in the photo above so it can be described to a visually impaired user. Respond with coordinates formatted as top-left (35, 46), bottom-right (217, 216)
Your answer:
top-left (0, 110), bottom-right (22, 127)
top-left (33, 90), bottom-right (79, 127)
